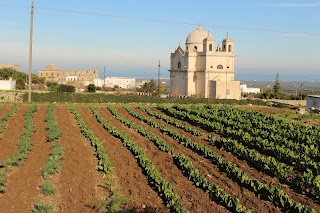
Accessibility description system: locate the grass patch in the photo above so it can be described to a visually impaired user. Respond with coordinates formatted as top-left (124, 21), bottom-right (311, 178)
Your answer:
top-left (93, 179), bottom-right (129, 213)
top-left (41, 142), bottom-right (63, 179)
top-left (96, 190), bottom-right (128, 213)
top-left (39, 181), bottom-right (55, 196)
top-left (0, 171), bottom-right (6, 193)
top-left (32, 200), bottom-right (53, 213)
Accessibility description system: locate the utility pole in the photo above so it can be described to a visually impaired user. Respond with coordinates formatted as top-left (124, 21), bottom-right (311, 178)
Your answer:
top-left (158, 60), bottom-right (160, 97)
top-left (28, 0), bottom-right (34, 103)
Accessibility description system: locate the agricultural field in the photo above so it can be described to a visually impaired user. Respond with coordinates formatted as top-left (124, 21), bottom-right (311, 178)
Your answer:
top-left (0, 103), bottom-right (319, 212)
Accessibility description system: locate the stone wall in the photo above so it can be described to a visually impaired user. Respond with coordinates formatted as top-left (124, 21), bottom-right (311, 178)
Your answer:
top-left (0, 91), bottom-right (24, 102)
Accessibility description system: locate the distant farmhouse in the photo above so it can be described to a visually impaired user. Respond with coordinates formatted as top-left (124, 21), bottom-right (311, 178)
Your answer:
top-left (39, 64), bottom-right (98, 87)
top-left (0, 64), bottom-right (20, 72)
top-left (240, 84), bottom-right (260, 95)
top-left (169, 26), bottom-right (240, 99)
top-left (94, 77), bottom-right (136, 89)
top-left (39, 64), bottom-right (138, 90)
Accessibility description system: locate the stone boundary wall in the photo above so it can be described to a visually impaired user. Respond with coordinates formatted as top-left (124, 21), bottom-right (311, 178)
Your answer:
top-left (270, 99), bottom-right (306, 107)
top-left (0, 91), bottom-right (24, 102)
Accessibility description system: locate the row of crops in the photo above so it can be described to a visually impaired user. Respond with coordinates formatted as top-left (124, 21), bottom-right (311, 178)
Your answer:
top-left (106, 105), bottom-right (250, 212)
top-left (0, 104), bottom-right (319, 212)
top-left (157, 105), bottom-right (320, 200)
top-left (122, 105), bottom-right (316, 212)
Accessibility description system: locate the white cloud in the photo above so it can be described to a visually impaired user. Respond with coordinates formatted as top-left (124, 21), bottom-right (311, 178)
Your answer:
top-left (266, 3), bottom-right (320, 7)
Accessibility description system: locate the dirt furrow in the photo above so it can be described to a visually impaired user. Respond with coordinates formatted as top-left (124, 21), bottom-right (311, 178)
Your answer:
top-left (0, 104), bottom-right (10, 117)
top-left (96, 106), bottom-right (230, 213)
top-left (0, 105), bottom-right (28, 161)
top-left (53, 106), bottom-right (105, 212)
top-left (149, 106), bottom-right (320, 211)
top-left (77, 106), bottom-right (168, 212)
top-left (120, 106), bottom-right (280, 212)
top-left (0, 105), bottom-right (50, 212)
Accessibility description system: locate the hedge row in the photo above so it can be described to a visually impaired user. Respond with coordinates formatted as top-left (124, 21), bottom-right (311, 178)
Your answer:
top-left (23, 92), bottom-right (267, 105)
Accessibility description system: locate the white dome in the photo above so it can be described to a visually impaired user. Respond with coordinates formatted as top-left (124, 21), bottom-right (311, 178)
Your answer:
top-left (186, 26), bottom-right (213, 44)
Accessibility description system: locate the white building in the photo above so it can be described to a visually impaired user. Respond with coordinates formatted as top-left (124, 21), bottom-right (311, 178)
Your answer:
top-left (94, 77), bottom-right (136, 89)
top-left (169, 26), bottom-right (240, 99)
top-left (240, 84), bottom-right (260, 94)
top-left (307, 95), bottom-right (320, 109)
top-left (0, 78), bottom-right (16, 90)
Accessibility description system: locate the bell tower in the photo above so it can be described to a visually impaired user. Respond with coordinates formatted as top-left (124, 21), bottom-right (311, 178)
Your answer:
top-left (222, 32), bottom-right (234, 53)
top-left (203, 32), bottom-right (215, 52)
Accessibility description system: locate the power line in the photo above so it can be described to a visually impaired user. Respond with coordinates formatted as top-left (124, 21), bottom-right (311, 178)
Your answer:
top-left (236, 74), bottom-right (320, 78)
top-left (0, 5), bottom-right (319, 36)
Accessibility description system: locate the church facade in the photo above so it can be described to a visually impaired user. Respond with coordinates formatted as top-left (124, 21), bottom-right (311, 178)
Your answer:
top-left (169, 26), bottom-right (240, 99)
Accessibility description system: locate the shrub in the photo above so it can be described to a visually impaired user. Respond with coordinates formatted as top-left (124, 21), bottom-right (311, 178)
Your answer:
top-left (39, 181), bottom-right (55, 196)
top-left (87, 84), bottom-right (96, 93)
top-left (57, 84), bottom-right (75, 93)
top-left (33, 200), bottom-right (53, 213)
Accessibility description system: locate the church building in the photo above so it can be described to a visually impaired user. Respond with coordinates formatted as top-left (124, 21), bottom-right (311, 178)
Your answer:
top-left (169, 26), bottom-right (240, 99)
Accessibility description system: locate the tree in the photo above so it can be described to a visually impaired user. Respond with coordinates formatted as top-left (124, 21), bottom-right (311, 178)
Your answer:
top-left (46, 82), bottom-right (59, 92)
top-left (273, 72), bottom-right (281, 94)
top-left (58, 84), bottom-right (75, 93)
top-left (16, 79), bottom-right (26, 90)
top-left (142, 79), bottom-right (156, 94)
top-left (87, 84), bottom-right (96, 93)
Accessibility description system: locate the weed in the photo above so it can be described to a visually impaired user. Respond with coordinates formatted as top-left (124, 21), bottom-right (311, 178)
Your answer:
top-left (39, 181), bottom-right (55, 196)
top-left (5, 155), bottom-right (19, 167)
top-left (95, 190), bottom-right (129, 213)
top-left (41, 142), bottom-right (63, 179)
top-left (0, 171), bottom-right (6, 193)
top-left (32, 200), bottom-right (53, 213)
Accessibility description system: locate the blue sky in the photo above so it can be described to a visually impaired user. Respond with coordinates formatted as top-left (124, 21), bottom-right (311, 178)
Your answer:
top-left (0, 0), bottom-right (319, 80)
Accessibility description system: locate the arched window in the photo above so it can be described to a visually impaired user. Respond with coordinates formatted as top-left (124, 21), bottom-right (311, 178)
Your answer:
top-left (217, 64), bottom-right (223, 69)
top-left (228, 45), bottom-right (232, 52)
top-left (193, 46), bottom-right (197, 52)
top-left (209, 44), bottom-right (213, 51)
top-left (178, 62), bottom-right (181, 69)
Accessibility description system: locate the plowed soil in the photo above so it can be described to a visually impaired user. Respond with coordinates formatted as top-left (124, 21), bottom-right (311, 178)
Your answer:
top-left (77, 106), bottom-right (168, 212)
top-left (146, 106), bottom-right (320, 212)
top-left (96, 106), bottom-right (229, 213)
top-left (0, 103), bottom-right (319, 213)
top-left (52, 106), bottom-right (106, 212)
top-left (117, 106), bottom-right (279, 212)
top-left (0, 105), bottom-right (50, 212)
top-left (0, 105), bottom-right (28, 161)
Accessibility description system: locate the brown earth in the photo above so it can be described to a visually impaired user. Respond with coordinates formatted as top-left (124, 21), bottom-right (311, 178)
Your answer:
top-left (0, 105), bottom-right (50, 212)
top-left (0, 103), bottom-right (318, 213)
top-left (0, 105), bottom-right (29, 161)
top-left (0, 104), bottom-right (10, 118)
top-left (118, 106), bottom-right (279, 212)
top-left (96, 106), bottom-right (230, 212)
top-left (51, 106), bottom-right (106, 212)
top-left (148, 106), bottom-right (320, 212)
top-left (77, 106), bottom-right (169, 212)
